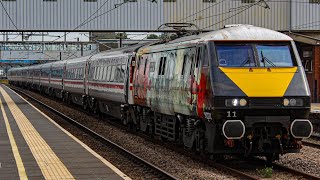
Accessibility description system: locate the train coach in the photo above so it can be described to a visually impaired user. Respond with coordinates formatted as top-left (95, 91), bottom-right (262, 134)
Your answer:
top-left (8, 25), bottom-right (313, 162)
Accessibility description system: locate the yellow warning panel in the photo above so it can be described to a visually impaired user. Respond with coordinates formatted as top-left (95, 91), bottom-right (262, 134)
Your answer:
top-left (0, 86), bottom-right (75, 180)
top-left (0, 97), bottom-right (28, 180)
top-left (219, 67), bottom-right (297, 97)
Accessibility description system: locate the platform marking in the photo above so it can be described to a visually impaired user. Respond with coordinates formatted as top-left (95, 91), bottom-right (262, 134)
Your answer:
top-left (0, 97), bottom-right (28, 180)
top-left (4, 85), bottom-right (131, 180)
top-left (0, 87), bottom-right (75, 180)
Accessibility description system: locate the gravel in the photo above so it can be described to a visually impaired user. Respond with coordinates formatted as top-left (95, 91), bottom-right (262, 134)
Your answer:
top-left (276, 146), bottom-right (320, 178)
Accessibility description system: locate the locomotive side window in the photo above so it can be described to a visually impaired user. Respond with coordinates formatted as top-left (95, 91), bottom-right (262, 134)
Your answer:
top-left (181, 55), bottom-right (187, 76)
top-left (158, 57), bottom-right (167, 76)
top-left (144, 59), bottom-right (148, 75)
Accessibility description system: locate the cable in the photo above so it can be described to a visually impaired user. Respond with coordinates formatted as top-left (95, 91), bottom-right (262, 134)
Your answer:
top-left (128, 0), bottom-right (227, 40)
top-left (51, 0), bottom-right (128, 43)
top-left (0, 0), bottom-right (18, 30)
top-left (0, 0), bottom-right (59, 61)
top-left (201, 0), bottom-right (267, 30)
top-left (185, 8), bottom-right (239, 23)
top-left (82, 33), bottom-right (113, 49)
top-left (177, 0), bottom-right (226, 23)
top-left (293, 23), bottom-right (320, 30)
top-left (131, 0), bottom-right (270, 41)
top-left (77, 0), bottom-right (110, 32)
top-left (291, 20), bottom-right (320, 30)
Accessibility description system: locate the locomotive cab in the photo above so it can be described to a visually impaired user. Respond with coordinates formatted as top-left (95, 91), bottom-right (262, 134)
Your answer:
top-left (205, 31), bottom-right (313, 159)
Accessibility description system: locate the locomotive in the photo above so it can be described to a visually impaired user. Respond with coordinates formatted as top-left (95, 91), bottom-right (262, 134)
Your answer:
top-left (8, 25), bottom-right (313, 162)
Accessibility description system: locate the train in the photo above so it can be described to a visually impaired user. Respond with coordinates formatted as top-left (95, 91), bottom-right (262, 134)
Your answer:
top-left (8, 25), bottom-right (313, 162)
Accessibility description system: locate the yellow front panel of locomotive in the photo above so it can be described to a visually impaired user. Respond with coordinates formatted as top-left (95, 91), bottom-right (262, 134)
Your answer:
top-left (219, 67), bottom-right (297, 97)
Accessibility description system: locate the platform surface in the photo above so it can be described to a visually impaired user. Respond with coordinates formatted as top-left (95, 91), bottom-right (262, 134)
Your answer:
top-left (0, 85), bottom-right (130, 180)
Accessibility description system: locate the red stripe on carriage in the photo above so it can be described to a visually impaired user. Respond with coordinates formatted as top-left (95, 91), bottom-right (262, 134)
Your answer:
top-left (88, 82), bottom-right (124, 89)
top-left (64, 80), bottom-right (84, 85)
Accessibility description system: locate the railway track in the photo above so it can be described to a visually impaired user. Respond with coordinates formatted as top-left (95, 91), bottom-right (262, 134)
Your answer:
top-left (10, 85), bottom-right (320, 180)
top-left (10, 86), bottom-right (178, 180)
top-left (302, 134), bottom-right (320, 149)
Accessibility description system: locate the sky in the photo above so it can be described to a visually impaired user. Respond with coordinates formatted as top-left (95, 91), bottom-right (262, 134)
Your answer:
top-left (1, 32), bottom-right (162, 42)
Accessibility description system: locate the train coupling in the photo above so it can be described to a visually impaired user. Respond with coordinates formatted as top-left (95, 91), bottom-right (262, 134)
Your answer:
top-left (290, 119), bottom-right (313, 139)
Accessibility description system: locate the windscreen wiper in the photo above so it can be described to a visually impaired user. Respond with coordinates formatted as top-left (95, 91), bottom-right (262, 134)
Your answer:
top-left (261, 51), bottom-right (276, 67)
top-left (240, 50), bottom-right (254, 67)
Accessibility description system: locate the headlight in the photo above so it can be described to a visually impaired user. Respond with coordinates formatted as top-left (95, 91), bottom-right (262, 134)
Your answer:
top-left (225, 98), bottom-right (247, 107)
top-left (283, 98), bottom-right (290, 106)
top-left (232, 99), bottom-right (239, 106)
top-left (240, 99), bottom-right (247, 106)
top-left (283, 98), bottom-right (303, 106)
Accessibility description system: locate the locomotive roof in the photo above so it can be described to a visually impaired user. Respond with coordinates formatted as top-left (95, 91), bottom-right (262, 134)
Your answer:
top-left (92, 42), bottom-right (155, 58)
top-left (166, 25), bottom-right (292, 44)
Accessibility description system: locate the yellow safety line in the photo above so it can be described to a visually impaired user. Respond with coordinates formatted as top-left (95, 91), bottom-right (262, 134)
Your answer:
top-left (6, 85), bottom-right (131, 180)
top-left (0, 97), bottom-right (28, 180)
top-left (0, 86), bottom-right (75, 180)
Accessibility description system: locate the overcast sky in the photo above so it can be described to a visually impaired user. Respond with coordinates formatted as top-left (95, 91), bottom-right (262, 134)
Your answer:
top-left (1, 32), bottom-right (161, 42)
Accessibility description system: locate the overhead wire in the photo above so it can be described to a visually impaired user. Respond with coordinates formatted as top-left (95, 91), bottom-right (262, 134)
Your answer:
top-left (0, 0), bottom-right (18, 30)
top-left (291, 20), bottom-right (320, 30)
top-left (0, 0), bottom-right (61, 61)
top-left (51, 0), bottom-right (130, 59)
top-left (128, 0), bottom-right (226, 40)
top-left (51, 0), bottom-right (111, 42)
top-left (200, 0), bottom-right (269, 30)
top-left (177, 0), bottom-right (226, 23)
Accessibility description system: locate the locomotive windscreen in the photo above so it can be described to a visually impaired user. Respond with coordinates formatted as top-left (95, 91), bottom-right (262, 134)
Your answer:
top-left (216, 42), bottom-right (296, 67)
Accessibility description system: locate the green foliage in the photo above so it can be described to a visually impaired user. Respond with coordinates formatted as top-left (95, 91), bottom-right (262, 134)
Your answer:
top-left (115, 33), bottom-right (128, 39)
top-left (146, 34), bottom-right (160, 39)
top-left (257, 167), bottom-right (273, 178)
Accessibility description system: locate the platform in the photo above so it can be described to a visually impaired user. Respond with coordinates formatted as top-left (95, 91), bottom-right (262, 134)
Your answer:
top-left (0, 85), bottom-right (130, 180)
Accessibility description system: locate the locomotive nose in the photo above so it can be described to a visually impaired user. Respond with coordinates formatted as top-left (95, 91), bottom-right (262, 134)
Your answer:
top-left (290, 119), bottom-right (313, 138)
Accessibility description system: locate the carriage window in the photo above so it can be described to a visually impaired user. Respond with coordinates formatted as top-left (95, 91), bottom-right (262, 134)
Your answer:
top-left (116, 65), bottom-right (123, 82)
top-left (94, 67), bottom-right (97, 80)
top-left (122, 65), bottom-right (126, 74)
top-left (103, 67), bottom-right (107, 80)
top-left (110, 66), bottom-right (116, 82)
top-left (99, 66), bottom-right (104, 80)
top-left (106, 66), bottom-right (111, 81)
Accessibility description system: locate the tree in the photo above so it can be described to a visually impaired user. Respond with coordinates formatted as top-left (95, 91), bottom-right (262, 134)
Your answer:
top-left (115, 32), bottom-right (128, 39)
top-left (146, 34), bottom-right (160, 39)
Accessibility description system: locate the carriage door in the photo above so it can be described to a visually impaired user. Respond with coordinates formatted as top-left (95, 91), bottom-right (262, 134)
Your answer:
top-left (191, 46), bottom-right (202, 114)
top-left (128, 55), bottom-right (136, 105)
top-left (84, 62), bottom-right (89, 95)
